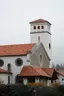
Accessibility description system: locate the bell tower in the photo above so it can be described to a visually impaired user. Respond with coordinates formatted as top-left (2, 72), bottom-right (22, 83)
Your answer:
top-left (29, 19), bottom-right (52, 64)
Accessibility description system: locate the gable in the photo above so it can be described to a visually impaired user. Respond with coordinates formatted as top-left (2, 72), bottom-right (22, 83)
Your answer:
top-left (29, 43), bottom-right (50, 68)
top-left (31, 43), bottom-right (50, 61)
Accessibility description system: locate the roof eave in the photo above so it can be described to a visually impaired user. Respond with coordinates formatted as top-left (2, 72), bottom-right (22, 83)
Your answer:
top-left (29, 21), bottom-right (51, 25)
top-left (0, 54), bottom-right (27, 57)
top-left (0, 72), bottom-right (12, 74)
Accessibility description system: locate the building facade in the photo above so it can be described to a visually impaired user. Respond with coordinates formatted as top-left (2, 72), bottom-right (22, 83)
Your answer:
top-left (18, 66), bottom-right (57, 86)
top-left (0, 18), bottom-right (52, 84)
top-left (56, 70), bottom-right (64, 85)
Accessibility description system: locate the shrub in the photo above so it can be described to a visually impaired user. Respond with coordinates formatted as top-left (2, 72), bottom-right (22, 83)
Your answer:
top-left (0, 84), bottom-right (64, 96)
top-left (28, 82), bottom-right (46, 86)
top-left (0, 84), bottom-right (33, 96)
top-left (51, 82), bottom-right (60, 87)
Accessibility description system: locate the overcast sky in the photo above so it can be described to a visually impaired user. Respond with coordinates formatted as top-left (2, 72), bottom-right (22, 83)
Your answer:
top-left (0, 0), bottom-right (64, 63)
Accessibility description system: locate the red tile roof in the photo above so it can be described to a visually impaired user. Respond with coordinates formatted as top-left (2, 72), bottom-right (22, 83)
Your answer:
top-left (57, 70), bottom-right (64, 76)
top-left (42, 68), bottom-right (55, 76)
top-left (0, 68), bottom-right (8, 73)
top-left (0, 68), bottom-right (12, 74)
top-left (29, 19), bottom-right (51, 25)
top-left (0, 43), bottom-right (35, 56)
top-left (19, 66), bottom-right (50, 77)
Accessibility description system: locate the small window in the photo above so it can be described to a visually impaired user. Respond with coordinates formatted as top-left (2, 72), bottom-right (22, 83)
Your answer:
top-left (41, 26), bottom-right (44, 29)
top-left (8, 76), bottom-right (10, 84)
top-left (49, 43), bottom-right (51, 49)
top-left (0, 59), bottom-right (4, 67)
top-left (7, 63), bottom-right (11, 72)
top-left (62, 78), bottom-right (64, 81)
top-left (34, 26), bottom-right (36, 29)
top-left (38, 26), bottom-right (40, 29)
top-left (15, 58), bottom-right (23, 67)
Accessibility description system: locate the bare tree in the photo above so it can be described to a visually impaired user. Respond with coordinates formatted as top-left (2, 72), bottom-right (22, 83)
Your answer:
top-left (56, 64), bottom-right (60, 70)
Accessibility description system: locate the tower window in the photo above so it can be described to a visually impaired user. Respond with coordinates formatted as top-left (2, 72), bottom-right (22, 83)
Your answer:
top-left (41, 26), bottom-right (44, 29)
top-left (38, 26), bottom-right (40, 29)
top-left (49, 43), bottom-right (51, 49)
top-left (34, 26), bottom-right (36, 29)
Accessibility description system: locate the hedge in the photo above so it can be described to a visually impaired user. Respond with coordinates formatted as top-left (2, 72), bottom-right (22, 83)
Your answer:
top-left (0, 84), bottom-right (33, 96)
top-left (0, 84), bottom-right (64, 96)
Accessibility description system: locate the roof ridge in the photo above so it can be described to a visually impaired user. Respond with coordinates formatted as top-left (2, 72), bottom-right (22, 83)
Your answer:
top-left (41, 69), bottom-right (50, 77)
top-left (31, 66), bottom-right (41, 76)
top-left (31, 66), bottom-right (49, 77)
top-left (42, 68), bottom-right (50, 76)
top-left (0, 43), bottom-right (35, 47)
top-left (42, 68), bottom-right (54, 76)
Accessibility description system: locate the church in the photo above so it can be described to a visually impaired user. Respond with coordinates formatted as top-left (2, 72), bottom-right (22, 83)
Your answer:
top-left (0, 18), bottom-right (53, 85)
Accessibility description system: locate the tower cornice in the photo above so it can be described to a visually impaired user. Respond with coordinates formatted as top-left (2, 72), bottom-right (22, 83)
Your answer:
top-left (30, 31), bottom-right (51, 35)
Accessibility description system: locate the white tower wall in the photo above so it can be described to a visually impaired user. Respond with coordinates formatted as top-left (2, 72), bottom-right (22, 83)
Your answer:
top-left (30, 32), bottom-right (52, 59)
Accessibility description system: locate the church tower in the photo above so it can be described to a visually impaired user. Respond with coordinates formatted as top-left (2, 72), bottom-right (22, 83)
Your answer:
top-left (29, 19), bottom-right (52, 64)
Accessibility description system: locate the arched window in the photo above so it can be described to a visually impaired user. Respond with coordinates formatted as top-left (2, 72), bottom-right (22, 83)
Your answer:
top-left (49, 43), bottom-right (51, 49)
top-left (40, 55), bottom-right (42, 63)
top-left (40, 54), bottom-right (43, 67)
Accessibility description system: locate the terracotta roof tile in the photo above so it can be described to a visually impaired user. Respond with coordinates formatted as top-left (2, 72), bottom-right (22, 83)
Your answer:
top-left (42, 68), bottom-right (55, 76)
top-left (57, 70), bottom-right (64, 76)
top-left (19, 66), bottom-right (50, 77)
top-left (29, 19), bottom-right (51, 25)
top-left (0, 43), bottom-right (35, 56)
top-left (0, 68), bottom-right (8, 73)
